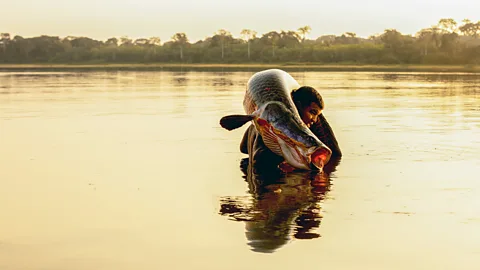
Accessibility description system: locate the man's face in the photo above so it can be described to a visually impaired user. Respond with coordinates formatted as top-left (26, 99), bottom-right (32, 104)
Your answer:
top-left (301, 102), bottom-right (322, 128)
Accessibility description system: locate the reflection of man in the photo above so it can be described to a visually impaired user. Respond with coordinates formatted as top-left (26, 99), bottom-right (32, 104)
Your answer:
top-left (240, 86), bottom-right (342, 171)
top-left (219, 157), bottom-right (341, 253)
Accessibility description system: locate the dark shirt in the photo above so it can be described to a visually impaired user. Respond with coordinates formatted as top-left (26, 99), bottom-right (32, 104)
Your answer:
top-left (310, 113), bottom-right (342, 158)
top-left (240, 113), bottom-right (341, 170)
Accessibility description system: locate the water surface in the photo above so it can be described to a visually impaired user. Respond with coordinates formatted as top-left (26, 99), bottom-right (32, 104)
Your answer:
top-left (1, 70), bottom-right (479, 269)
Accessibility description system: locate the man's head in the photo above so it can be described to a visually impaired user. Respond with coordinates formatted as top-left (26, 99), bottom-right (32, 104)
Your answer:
top-left (291, 86), bottom-right (324, 128)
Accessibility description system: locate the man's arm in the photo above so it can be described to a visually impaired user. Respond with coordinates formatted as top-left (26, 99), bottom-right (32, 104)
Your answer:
top-left (240, 125), bottom-right (252, 154)
top-left (310, 114), bottom-right (342, 158)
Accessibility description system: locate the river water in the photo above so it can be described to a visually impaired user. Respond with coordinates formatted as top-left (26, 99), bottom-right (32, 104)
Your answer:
top-left (1, 70), bottom-right (479, 270)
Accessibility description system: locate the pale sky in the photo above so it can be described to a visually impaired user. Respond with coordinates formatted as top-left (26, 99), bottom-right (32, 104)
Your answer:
top-left (2, 0), bottom-right (479, 42)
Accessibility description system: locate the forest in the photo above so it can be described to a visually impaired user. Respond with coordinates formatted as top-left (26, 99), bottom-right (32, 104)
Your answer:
top-left (1, 18), bottom-right (479, 65)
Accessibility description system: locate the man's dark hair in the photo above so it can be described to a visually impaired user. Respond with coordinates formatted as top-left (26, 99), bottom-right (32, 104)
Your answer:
top-left (291, 86), bottom-right (324, 111)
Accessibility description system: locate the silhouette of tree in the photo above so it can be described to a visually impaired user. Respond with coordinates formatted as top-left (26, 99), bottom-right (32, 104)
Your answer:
top-left (438, 18), bottom-right (457, 33)
top-left (345, 32), bottom-right (357, 38)
top-left (261, 31), bottom-right (281, 57)
top-left (171, 33), bottom-right (188, 60)
top-left (278, 31), bottom-right (300, 48)
top-left (119, 36), bottom-right (133, 46)
top-left (215, 29), bottom-right (231, 60)
top-left (106, 38), bottom-right (118, 46)
top-left (240, 29), bottom-right (257, 60)
top-left (1, 19), bottom-right (480, 65)
top-left (105, 37), bottom-right (118, 61)
top-left (459, 20), bottom-right (480, 37)
top-left (147, 37), bottom-right (161, 56)
top-left (297, 26), bottom-right (311, 42)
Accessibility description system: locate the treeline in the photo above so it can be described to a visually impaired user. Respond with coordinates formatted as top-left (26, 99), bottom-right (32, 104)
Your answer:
top-left (1, 18), bottom-right (480, 65)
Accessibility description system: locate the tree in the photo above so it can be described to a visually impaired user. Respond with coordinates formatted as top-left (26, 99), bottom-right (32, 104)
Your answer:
top-left (28, 35), bottom-right (68, 61)
top-left (70, 37), bottom-right (102, 49)
top-left (416, 26), bottom-right (444, 55)
top-left (3, 18), bottom-right (480, 65)
top-left (148, 37), bottom-right (161, 56)
top-left (240, 29), bottom-right (257, 60)
top-left (215, 29), bottom-right (231, 59)
top-left (440, 32), bottom-right (459, 56)
top-left (438, 18), bottom-right (457, 33)
top-left (119, 36), bottom-right (133, 46)
top-left (297, 26), bottom-right (312, 42)
top-left (171, 33), bottom-right (188, 60)
top-left (12, 35), bottom-right (34, 61)
top-left (2, 33), bottom-right (12, 40)
top-left (459, 20), bottom-right (480, 37)
top-left (106, 38), bottom-right (118, 47)
top-left (380, 29), bottom-right (410, 62)
top-left (261, 31), bottom-right (281, 57)
top-left (105, 37), bottom-right (118, 61)
top-left (345, 32), bottom-right (357, 38)
top-left (278, 31), bottom-right (300, 48)
top-left (316, 35), bottom-right (336, 45)
top-left (368, 34), bottom-right (382, 44)
top-left (148, 37), bottom-right (161, 46)
top-left (416, 28), bottom-right (435, 56)
top-left (334, 33), bottom-right (359, 45)
top-left (134, 38), bottom-right (149, 46)
top-left (0, 33), bottom-right (11, 54)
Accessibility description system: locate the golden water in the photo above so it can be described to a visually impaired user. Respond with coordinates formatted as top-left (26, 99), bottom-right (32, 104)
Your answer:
top-left (1, 70), bottom-right (479, 269)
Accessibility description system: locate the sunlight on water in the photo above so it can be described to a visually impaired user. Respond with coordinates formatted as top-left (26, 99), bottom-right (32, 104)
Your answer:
top-left (0, 70), bottom-right (479, 269)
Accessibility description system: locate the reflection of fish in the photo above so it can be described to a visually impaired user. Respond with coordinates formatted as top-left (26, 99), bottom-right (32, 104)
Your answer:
top-left (220, 69), bottom-right (331, 170)
top-left (219, 157), bottom-right (340, 253)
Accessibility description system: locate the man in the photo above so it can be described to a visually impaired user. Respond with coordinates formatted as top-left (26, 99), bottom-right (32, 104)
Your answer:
top-left (240, 86), bottom-right (341, 171)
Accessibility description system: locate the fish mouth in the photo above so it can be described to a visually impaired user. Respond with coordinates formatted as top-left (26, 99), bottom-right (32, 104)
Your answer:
top-left (257, 119), bottom-right (332, 171)
top-left (309, 147), bottom-right (332, 170)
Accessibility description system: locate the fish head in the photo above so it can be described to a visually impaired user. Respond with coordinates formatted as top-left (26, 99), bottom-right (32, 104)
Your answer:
top-left (253, 101), bottom-right (332, 171)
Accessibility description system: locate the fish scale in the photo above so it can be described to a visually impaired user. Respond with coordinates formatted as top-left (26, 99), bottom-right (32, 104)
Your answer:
top-left (243, 69), bottom-right (299, 115)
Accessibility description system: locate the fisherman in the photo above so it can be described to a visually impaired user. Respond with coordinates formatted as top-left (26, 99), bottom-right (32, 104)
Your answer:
top-left (240, 86), bottom-right (341, 171)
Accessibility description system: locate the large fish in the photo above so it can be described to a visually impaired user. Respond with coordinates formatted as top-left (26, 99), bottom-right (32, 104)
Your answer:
top-left (220, 69), bottom-right (332, 170)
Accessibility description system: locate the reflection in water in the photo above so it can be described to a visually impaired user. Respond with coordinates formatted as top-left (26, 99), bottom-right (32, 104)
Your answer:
top-left (211, 72), bottom-right (235, 88)
top-left (169, 72), bottom-right (190, 115)
top-left (171, 71), bottom-right (189, 86)
top-left (1, 70), bottom-right (479, 268)
top-left (219, 158), bottom-right (340, 253)
top-left (382, 73), bottom-right (399, 82)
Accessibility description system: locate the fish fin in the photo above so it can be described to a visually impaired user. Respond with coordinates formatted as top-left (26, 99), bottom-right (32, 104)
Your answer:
top-left (261, 128), bottom-right (283, 157)
top-left (220, 115), bottom-right (254, 131)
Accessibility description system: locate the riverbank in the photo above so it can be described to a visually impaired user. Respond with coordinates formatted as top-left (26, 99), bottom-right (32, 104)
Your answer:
top-left (0, 63), bottom-right (479, 73)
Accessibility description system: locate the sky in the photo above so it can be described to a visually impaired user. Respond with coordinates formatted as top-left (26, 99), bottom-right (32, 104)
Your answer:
top-left (2, 0), bottom-right (479, 42)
